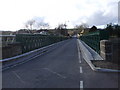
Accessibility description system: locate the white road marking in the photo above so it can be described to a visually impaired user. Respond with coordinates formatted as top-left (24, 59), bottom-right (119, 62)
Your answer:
top-left (12, 71), bottom-right (25, 84)
top-left (80, 81), bottom-right (83, 89)
top-left (3, 51), bottom-right (48, 71)
top-left (80, 66), bottom-right (83, 73)
top-left (43, 68), bottom-right (66, 79)
top-left (77, 42), bottom-right (81, 64)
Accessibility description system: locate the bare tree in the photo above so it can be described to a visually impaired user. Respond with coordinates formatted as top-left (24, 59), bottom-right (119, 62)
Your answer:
top-left (25, 19), bottom-right (35, 30)
top-left (55, 23), bottom-right (68, 36)
top-left (56, 23), bottom-right (67, 30)
top-left (24, 17), bottom-right (50, 34)
top-left (75, 23), bottom-right (88, 30)
top-left (74, 23), bottom-right (89, 34)
top-left (43, 23), bottom-right (50, 29)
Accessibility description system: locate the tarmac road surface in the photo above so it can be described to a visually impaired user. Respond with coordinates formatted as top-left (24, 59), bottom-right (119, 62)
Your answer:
top-left (2, 38), bottom-right (119, 89)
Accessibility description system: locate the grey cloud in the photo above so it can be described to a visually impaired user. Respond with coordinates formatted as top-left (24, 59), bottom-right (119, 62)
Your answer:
top-left (86, 10), bottom-right (117, 26)
top-left (73, 8), bottom-right (117, 27)
top-left (73, 1), bottom-right (118, 27)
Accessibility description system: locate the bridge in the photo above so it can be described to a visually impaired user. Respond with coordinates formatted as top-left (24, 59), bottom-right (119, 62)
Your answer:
top-left (1, 32), bottom-right (120, 89)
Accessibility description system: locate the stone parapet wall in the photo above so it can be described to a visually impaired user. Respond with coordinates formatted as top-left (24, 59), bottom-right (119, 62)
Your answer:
top-left (2, 42), bottom-right (22, 59)
top-left (100, 38), bottom-right (120, 64)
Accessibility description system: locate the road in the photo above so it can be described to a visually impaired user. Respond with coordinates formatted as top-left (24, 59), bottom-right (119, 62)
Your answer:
top-left (2, 39), bottom-right (119, 89)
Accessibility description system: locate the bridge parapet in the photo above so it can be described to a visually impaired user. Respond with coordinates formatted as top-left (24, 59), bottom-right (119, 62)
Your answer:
top-left (1, 34), bottom-right (68, 60)
top-left (100, 38), bottom-right (120, 64)
top-left (16, 34), bottom-right (68, 53)
top-left (0, 35), bottom-right (22, 59)
top-left (80, 30), bottom-right (109, 54)
top-left (0, 35), bottom-right (16, 47)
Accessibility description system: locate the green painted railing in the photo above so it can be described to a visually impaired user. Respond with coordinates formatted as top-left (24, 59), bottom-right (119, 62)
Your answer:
top-left (16, 34), bottom-right (68, 53)
top-left (80, 30), bottom-right (109, 53)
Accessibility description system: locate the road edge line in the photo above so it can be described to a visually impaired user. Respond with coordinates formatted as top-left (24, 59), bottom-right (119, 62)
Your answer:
top-left (77, 39), bottom-right (120, 73)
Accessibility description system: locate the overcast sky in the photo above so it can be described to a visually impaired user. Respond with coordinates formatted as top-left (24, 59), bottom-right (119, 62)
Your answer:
top-left (0, 0), bottom-right (119, 31)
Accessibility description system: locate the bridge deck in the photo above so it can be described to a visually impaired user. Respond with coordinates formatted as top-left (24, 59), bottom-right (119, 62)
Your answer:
top-left (2, 39), bottom-right (119, 88)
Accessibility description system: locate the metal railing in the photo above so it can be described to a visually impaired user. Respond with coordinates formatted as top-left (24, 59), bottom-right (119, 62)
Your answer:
top-left (80, 30), bottom-right (109, 53)
top-left (16, 34), bottom-right (68, 53)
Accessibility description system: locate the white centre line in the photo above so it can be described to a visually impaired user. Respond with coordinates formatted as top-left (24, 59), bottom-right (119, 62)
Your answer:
top-left (80, 66), bottom-right (83, 73)
top-left (80, 81), bottom-right (83, 89)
